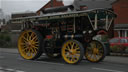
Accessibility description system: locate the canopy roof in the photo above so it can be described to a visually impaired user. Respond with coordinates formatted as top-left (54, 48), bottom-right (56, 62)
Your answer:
top-left (11, 8), bottom-right (116, 21)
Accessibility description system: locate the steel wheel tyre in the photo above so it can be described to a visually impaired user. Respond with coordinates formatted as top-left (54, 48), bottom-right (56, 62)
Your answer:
top-left (85, 40), bottom-right (106, 63)
top-left (18, 29), bottom-right (43, 60)
top-left (61, 40), bottom-right (84, 64)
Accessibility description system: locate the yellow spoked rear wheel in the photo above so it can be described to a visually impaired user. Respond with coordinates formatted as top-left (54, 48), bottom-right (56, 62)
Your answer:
top-left (18, 30), bottom-right (43, 60)
top-left (62, 40), bottom-right (84, 64)
top-left (85, 40), bottom-right (106, 63)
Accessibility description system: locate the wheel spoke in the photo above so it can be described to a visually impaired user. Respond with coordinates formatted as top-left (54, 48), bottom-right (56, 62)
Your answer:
top-left (31, 45), bottom-right (38, 49)
top-left (26, 32), bottom-right (30, 41)
top-left (75, 46), bottom-right (80, 50)
top-left (30, 32), bottom-right (34, 40)
top-left (32, 36), bottom-right (37, 42)
top-left (33, 48), bottom-right (37, 54)
top-left (22, 37), bottom-right (28, 42)
top-left (71, 42), bottom-right (74, 49)
top-left (20, 42), bottom-right (26, 45)
top-left (76, 51), bottom-right (80, 54)
top-left (18, 30), bottom-right (42, 60)
top-left (62, 40), bottom-right (84, 64)
top-left (66, 45), bottom-right (70, 51)
top-left (31, 41), bottom-right (39, 44)
top-left (85, 40), bottom-right (105, 62)
top-left (30, 48), bottom-right (34, 53)
top-left (22, 48), bottom-right (28, 51)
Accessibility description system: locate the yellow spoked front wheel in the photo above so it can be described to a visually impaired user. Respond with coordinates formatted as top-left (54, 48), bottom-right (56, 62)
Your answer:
top-left (62, 40), bottom-right (84, 64)
top-left (18, 29), bottom-right (43, 60)
top-left (85, 40), bottom-right (106, 63)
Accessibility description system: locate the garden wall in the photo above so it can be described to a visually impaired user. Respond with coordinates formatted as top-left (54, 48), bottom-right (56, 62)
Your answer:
top-left (10, 32), bottom-right (20, 47)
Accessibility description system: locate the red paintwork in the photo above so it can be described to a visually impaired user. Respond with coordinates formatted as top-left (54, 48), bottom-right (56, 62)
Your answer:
top-left (97, 30), bottom-right (108, 35)
top-left (109, 37), bottom-right (128, 47)
top-left (46, 35), bottom-right (53, 39)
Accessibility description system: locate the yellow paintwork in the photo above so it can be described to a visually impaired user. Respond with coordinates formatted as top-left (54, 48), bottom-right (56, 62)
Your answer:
top-left (85, 41), bottom-right (103, 62)
top-left (62, 40), bottom-right (81, 64)
top-left (18, 30), bottom-right (39, 59)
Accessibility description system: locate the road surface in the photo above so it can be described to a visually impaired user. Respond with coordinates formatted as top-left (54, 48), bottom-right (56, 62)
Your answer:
top-left (0, 48), bottom-right (128, 72)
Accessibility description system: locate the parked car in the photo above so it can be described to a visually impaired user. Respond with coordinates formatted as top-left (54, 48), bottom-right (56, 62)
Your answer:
top-left (109, 37), bottom-right (128, 47)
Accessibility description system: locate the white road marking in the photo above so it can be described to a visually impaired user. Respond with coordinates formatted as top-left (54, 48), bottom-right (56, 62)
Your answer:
top-left (6, 68), bottom-right (15, 71)
top-left (16, 70), bottom-right (25, 72)
top-left (0, 56), bottom-right (4, 59)
top-left (0, 67), bottom-right (25, 72)
top-left (92, 67), bottom-right (125, 72)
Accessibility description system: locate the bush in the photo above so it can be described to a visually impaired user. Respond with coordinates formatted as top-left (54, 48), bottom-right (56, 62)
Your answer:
top-left (110, 45), bottom-right (126, 53)
top-left (0, 32), bottom-right (11, 47)
top-left (125, 47), bottom-right (128, 53)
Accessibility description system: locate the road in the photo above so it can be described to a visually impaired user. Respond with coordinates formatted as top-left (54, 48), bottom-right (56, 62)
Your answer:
top-left (0, 50), bottom-right (128, 72)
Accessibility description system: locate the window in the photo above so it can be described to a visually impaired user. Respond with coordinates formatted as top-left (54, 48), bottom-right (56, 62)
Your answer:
top-left (109, 38), bottom-right (119, 43)
top-left (120, 39), bottom-right (128, 43)
top-left (120, 39), bottom-right (127, 43)
top-left (119, 30), bottom-right (126, 37)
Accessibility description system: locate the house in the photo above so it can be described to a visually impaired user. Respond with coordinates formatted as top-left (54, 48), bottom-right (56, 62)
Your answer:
top-left (73, 0), bottom-right (116, 10)
top-left (36, 0), bottom-right (64, 15)
top-left (12, 12), bottom-right (36, 19)
top-left (37, 0), bottom-right (116, 15)
top-left (10, 12), bottom-right (36, 32)
top-left (112, 0), bottom-right (128, 37)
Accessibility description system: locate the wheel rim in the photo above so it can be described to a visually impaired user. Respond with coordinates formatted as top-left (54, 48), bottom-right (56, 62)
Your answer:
top-left (85, 41), bottom-right (104, 62)
top-left (62, 40), bottom-right (81, 64)
top-left (18, 30), bottom-right (39, 59)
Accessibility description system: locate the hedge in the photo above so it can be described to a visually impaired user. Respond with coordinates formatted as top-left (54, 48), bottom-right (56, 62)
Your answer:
top-left (0, 32), bottom-right (11, 47)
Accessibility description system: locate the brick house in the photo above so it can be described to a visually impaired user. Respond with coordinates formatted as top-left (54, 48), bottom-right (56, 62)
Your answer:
top-left (37, 0), bottom-right (116, 15)
top-left (36, 0), bottom-right (116, 38)
top-left (73, 0), bottom-right (115, 10)
top-left (112, 0), bottom-right (128, 37)
top-left (36, 0), bottom-right (64, 15)
top-left (9, 12), bottom-right (36, 32)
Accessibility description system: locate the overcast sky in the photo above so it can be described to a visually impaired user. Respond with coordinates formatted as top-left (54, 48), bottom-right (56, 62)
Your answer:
top-left (0, 0), bottom-right (115, 15)
top-left (1, 0), bottom-right (50, 14)
top-left (0, 0), bottom-right (74, 15)
top-left (0, 0), bottom-right (1, 8)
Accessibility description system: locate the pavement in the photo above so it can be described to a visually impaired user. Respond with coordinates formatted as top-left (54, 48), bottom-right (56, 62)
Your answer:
top-left (0, 48), bottom-right (128, 65)
top-left (0, 48), bottom-right (18, 54)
